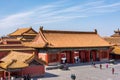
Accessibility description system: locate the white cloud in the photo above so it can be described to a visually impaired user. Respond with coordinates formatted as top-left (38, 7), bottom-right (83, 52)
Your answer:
top-left (0, 11), bottom-right (33, 28)
top-left (0, 0), bottom-right (120, 35)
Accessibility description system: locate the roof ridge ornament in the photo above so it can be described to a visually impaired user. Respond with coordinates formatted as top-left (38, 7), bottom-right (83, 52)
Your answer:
top-left (39, 26), bottom-right (43, 31)
top-left (94, 29), bottom-right (97, 34)
top-left (39, 26), bottom-right (51, 47)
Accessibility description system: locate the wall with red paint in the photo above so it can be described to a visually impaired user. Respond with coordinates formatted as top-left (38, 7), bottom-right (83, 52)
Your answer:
top-left (0, 71), bottom-right (4, 77)
top-left (11, 65), bottom-right (45, 77)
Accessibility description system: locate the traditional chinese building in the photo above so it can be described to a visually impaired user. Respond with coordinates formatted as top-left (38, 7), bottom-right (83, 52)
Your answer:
top-left (104, 29), bottom-right (120, 60)
top-left (0, 51), bottom-right (45, 79)
top-left (8, 27), bottom-right (38, 42)
top-left (25, 27), bottom-right (110, 65)
top-left (0, 36), bottom-right (36, 59)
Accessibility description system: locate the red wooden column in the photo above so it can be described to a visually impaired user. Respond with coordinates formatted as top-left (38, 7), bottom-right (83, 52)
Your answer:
top-left (80, 51), bottom-right (84, 62)
top-left (88, 50), bottom-right (90, 62)
top-left (64, 51), bottom-right (69, 63)
top-left (3, 71), bottom-right (6, 80)
top-left (7, 72), bottom-right (11, 80)
top-left (107, 50), bottom-right (109, 60)
top-left (58, 52), bottom-right (61, 63)
top-left (71, 51), bottom-right (74, 63)
top-left (92, 51), bottom-right (96, 61)
top-left (99, 50), bottom-right (102, 61)
top-left (21, 69), bottom-right (23, 78)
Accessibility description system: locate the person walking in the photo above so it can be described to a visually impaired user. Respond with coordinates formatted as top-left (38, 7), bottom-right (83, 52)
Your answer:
top-left (112, 68), bottom-right (115, 74)
top-left (93, 62), bottom-right (96, 68)
top-left (106, 63), bottom-right (108, 68)
top-left (100, 64), bottom-right (102, 69)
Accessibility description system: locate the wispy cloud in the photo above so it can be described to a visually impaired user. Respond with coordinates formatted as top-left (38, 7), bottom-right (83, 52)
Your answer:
top-left (0, 0), bottom-right (120, 35)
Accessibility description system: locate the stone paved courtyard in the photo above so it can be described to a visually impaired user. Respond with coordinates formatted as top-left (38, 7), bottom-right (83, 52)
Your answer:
top-left (14, 62), bottom-right (120, 80)
top-left (34, 62), bottom-right (120, 80)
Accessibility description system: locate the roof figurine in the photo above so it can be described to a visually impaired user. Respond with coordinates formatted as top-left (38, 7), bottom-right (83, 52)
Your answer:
top-left (39, 26), bottom-right (43, 32)
top-left (94, 29), bottom-right (97, 34)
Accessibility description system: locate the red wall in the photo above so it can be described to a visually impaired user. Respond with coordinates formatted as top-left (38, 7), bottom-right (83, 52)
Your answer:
top-left (66, 51), bottom-right (71, 63)
top-left (11, 65), bottom-right (45, 77)
top-left (0, 71), bottom-right (4, 77)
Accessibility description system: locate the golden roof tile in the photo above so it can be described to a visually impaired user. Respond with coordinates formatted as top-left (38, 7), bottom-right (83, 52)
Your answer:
top-left (8, 27), bottom-right (37, 36)
top-left (111, 46), bottom-right (120, 55)
top-left (27, 28), bottom-right (110, 48)
top-left (0, 51), bottom-right (34, 69)
top-left (104, 37), bottom-right (120, 46)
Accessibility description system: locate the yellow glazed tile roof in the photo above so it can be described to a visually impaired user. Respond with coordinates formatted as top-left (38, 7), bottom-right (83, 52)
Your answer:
top-left (8, 27), bottom-right (37, 36)
top-left (9, 28), bottom-right (31, 36)
top-left (27, 29), bottom-right (110, 48)
top-left (43, 30), bottom-right (110, 48)
top-left (0, 51), bottom-right (34, 69)
top-left (111, 46), bottom-right (120, 55)
top-left (104, 37), bottom-right (120, 46)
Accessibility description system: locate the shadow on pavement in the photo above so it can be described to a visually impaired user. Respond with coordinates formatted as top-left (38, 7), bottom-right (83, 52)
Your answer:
top-left (42, 72), bottom-right (59, 78)
top-left (31, 72), bottom-right (59, 80)
top-left (68, 61), bottom-right (108, 68)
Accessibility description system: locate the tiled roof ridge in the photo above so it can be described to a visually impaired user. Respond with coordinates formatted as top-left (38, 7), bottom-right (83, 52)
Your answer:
top-left (22, 27), bottom-right (38, 34)
top-left (43, 29), bottom-right (97, 34)
top-left (97, 34), bottom-right (110, 45)
top-left (39, 27), bottom-right (50, 46)
top-left (20, 27), bottom-right (33, 35)
top-left (8, 27), bottom-right (33, 36)
top-left (8, 28), bottom-right (19, 35)
top-left (104, 37), bottom-right (120, 38)
top-left (25, 52), bottom-right (35, 63)
top-left (6, 59), bottom-right (17, 69)
top-left (9, 28), bottom-right (29, 35)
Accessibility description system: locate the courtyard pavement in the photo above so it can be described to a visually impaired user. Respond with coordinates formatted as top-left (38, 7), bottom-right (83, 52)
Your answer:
top-left (34, 62), bottom-right (120, 80)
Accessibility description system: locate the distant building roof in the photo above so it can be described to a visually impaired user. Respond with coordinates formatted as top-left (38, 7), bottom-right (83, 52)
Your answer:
top-left (24, 27), bottom-right (110, 48)
top-left (104, 29), bottom-right (120, 55)
top-left (8, 27), bottom-right (38, 42)
top-left (8, 27), bottom-right (38, 36)
top-left (0, 37), bottom-right (35, 51)
top-left (111, 28), bottom-right (120, 37)
top-left (104, 37), bottom-right (120, 46)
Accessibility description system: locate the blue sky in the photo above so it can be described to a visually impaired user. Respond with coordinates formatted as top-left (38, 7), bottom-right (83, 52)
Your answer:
top-left (0, 0), bottom-right (120, 37)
